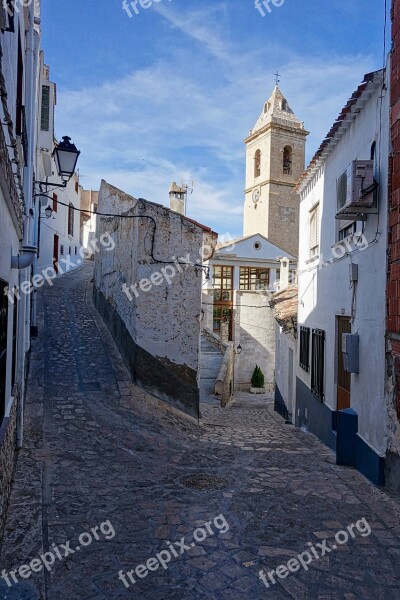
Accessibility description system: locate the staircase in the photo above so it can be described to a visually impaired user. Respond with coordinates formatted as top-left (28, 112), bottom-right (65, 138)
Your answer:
top-left (199, 336), bottom-right (223, 406)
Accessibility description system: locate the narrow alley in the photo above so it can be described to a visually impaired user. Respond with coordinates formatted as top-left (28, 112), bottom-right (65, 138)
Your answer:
top-left (0, 264), bottom-right (399, 599)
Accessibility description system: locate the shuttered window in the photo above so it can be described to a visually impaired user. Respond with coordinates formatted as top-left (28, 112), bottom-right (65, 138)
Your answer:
top-left (41, 85), bottom-right (50, 131)
top-left (309, 203), bottom-right (320, 256)
top-left (311, 329), bottom-right (325, 401)
top-left (299, 326), bottom-right (310, 372)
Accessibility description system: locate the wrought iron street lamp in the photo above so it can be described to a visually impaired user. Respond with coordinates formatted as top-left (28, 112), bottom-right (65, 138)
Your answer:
top-left (53, 136), bottom-right (81, 181)
top-left (35, 135), bottom-right (80, 189)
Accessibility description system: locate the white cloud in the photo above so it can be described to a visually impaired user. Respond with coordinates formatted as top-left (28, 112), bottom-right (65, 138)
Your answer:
top-left (53, 5), bottom-right (380, 237)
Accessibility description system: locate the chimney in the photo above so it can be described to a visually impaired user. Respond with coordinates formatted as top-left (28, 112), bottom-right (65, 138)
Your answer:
top-left (169, 182), bottom-right (186, 215)
top-left (279, 257), bottom-right (290, 292)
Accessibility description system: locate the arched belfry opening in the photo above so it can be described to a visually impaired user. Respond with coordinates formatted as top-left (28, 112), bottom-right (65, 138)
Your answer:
top-left (283, 146), bottom-right (293, 175)
top-left (254, 149), bottom-right (261, 177)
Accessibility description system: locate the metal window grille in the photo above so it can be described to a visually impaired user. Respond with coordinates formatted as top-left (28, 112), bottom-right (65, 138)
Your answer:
top-left (311, 328), bottom-right (325, 401)
top-left (299, 326), bottom-right (310, 371)
top-left (0, 279), bottom-right (9, 420)
top-left (41, 85), bottom-right (50, 131)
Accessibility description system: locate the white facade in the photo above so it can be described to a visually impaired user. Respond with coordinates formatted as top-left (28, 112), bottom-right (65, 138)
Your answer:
top-left (295, 69), bottom-right (390, 484)
top-left (203, 234), bottom-right (296, 390)
top-left (35, 56), bottom-right (83, 276)
top-left (0, 0), bottom-right (41, 529)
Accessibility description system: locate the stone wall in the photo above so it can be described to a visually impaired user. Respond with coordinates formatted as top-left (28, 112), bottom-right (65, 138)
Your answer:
top-left (0, 397), bottom-right (17, 539)
top-left (94, 181), bottom-right (217, 419)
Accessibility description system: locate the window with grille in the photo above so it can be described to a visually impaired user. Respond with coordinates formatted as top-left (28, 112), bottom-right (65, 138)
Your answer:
top-left (60, 245), bottom-right (64, 256)
top-left (311, 329), bottom-right (325, 401)
top-left (213, 266), bottom-right (233, 302)
top-left (299, 326), bottom-right (310, 371)
top-left (0, 279), bottom-right (9, 421)
top-left (309, 203), bottom-right (320, 257)
top-left (41, 85), bottom-right (50, 131)
top-left (240, 267), bottom-right (270, 290)
top-left (52, 192), bottom-right (58, 213)
top-left (68, 203), bottom-right (74, 236)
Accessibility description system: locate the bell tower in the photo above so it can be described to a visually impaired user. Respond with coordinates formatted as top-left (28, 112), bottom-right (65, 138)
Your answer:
top-left (243, 86), bottom-right (308, 256)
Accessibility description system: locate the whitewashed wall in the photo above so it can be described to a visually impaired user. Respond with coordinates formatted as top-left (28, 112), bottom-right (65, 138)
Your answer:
top-left (297, 76), bottom-right (389, 456)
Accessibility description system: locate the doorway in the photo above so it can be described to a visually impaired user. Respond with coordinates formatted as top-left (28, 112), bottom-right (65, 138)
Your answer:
top-left (337, 316), bottom-right (351, 410)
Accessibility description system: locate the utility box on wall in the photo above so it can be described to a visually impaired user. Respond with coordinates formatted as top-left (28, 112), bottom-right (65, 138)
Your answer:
top-left (342, 333), bottom-right (359, 374)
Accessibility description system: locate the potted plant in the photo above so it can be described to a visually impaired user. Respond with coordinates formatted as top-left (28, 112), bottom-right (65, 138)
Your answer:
top-left (250, 365), bottom-right (266, 394)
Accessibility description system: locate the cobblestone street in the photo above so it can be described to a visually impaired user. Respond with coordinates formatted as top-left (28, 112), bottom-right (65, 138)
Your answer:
top-left (1, 263), bottom-right (400, 599)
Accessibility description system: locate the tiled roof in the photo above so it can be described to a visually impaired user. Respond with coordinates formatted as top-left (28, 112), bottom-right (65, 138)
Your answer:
top-left (270, 285), bottom-right (298, 334)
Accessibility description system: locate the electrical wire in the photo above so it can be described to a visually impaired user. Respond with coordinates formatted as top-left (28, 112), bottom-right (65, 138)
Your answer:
top-left (35, 192), bottom-right (209, 271)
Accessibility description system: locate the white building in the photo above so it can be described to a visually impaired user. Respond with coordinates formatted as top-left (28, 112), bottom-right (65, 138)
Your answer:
top-left (203, 235), bottom-right (296, 391)
top-left (35, 55), bottom-right (83, 277)
top-left (295, 69), bottom-right (389, 485)
top-left (0, 1), bottom-right (41, 531)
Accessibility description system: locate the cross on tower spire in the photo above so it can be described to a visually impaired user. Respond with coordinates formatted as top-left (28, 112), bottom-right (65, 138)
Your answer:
top-left (274, 71), bottom-right (281, 86)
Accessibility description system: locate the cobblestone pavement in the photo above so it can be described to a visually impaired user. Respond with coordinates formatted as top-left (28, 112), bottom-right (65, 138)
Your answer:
top-left (1, 263), bottom-right (400, 599)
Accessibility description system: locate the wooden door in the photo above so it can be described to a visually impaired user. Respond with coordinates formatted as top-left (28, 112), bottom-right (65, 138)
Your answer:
top-left (337, 317), bottom-right (351, 410)
top-left (53, 234), bottom-right (59, 274)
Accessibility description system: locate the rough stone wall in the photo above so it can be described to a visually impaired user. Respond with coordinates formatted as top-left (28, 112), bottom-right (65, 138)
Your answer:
top-left (94, 181), bottom-right (217, 418)
top-left (233, 291), bottom-right (276, 392)
top-left (0, 398), bottom-right (17, 539)
top-left (386, 0), bottom-right (400, 489)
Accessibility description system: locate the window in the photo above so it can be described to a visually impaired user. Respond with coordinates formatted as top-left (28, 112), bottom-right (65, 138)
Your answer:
top-left (69, 246), bottom-right (71, 256)
top-left (254, 150), bottom-right (261, 178)
top-left (93, 204), bottom-right (98, 213)
top-left (75, 181), bottom-right (79, 193)
top-left (309, 203), bottom-right (320, 257)
top-left (0, 279), bottom-right (8, 421)
top-left (240, 267), bottom-right (270, 290)
top-left (213, 266), bottom-right (233, 302)
top-left (281, 99), bottom-right (288, 111)
top-left (299, 326), bottom-right (310, 371)
top-left (60, 245), bottom-right (64, 256)
top-left (311, 329), bottom-right (325, 401)
top-left (283, 146), bottom-right (292, 175)
top-left (338, 222), bottom-right (356, 241)
top-left (370, 141), bottom-right (376, 161)
top-left (213, 266), bottom-right (233, 338)
top-left (52, 193), bottom-right (58, 213)
top-left (75, 246), bottom-right (77, 255)
top-left (68, 203), bottom-right (74, 236)
top-left (41, 85), bottom-right (50, 131)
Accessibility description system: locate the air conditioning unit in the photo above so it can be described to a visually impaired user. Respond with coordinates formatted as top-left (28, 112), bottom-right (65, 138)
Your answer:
top-left (336, 160), bottom-right (376, 216)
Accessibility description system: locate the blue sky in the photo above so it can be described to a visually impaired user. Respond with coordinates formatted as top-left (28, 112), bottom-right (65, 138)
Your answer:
top-left (41, 0), bottom-right (389, 237)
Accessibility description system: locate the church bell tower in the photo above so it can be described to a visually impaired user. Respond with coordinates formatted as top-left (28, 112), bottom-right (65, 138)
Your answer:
top-left (243, 85), bottom-right (308, 257)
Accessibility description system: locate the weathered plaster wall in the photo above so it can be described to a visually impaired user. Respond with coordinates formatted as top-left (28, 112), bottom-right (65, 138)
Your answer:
top-left (94, 181), bottom-right (216, 418)
top-left (275, 324), bottom-right (296, 420)
top-left (233, 291), bottom-right (276, 391)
